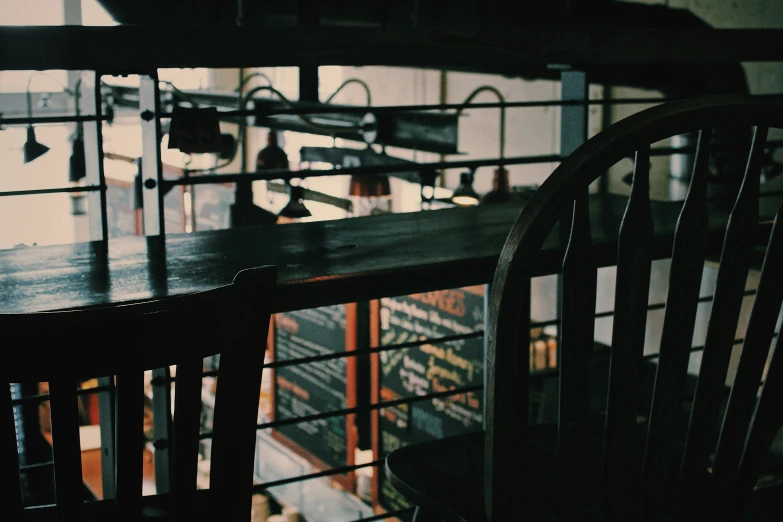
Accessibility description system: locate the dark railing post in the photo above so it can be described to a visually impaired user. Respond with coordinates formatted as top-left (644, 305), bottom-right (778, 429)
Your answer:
top-left (151, 367), bottom-right (172, 493)
top-left (483, 283), bottom-right (492, 431)
top-left (97, 376), bottom-right (115, 498)
top-left (82, 70), bottom-right (109, 242)
top-left (557, 67), bottom-right (589, 367)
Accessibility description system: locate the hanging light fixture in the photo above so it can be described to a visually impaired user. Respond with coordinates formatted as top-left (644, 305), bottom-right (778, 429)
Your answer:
top-left (349, 173), bottom-right (392, 216)
top-left (22, 76), bottom-right (52, 163)
top-left (23, 126), bottom-right (50, 164)
top-left (451, 169), bottom-right (479, 206)
top-left (68, 136), bottom-right (87, 215)
top-left (480, 167), bottom-right (519, 204)
top-left (68, 138), bottom-right (86, 184)
top-left (67, 80), bottom-right (88, 215)
top-left (455, 85), bottom-right (518, 205)
top-left (278, 183), bottom-right (311, 219)
top-left (349, 174), bottom-right (391, 198)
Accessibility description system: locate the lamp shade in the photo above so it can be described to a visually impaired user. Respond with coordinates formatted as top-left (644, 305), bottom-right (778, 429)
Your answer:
top-left (23, 126), bottom-right (50, 163)
top-left (451, 171), bottom-right (479, 206)
top-left (279, 185), bottom-right (311, 219)
top-left (68, 138), bottom-right (87, 183)
top-left (349, 174), bottom-right (391, 197)
top-left (480, 167), bottom-right (519, 204)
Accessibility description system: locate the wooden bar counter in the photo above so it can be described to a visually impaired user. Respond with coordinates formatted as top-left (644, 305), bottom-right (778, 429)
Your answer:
top-left (0, 193), bottom-right (775, 315)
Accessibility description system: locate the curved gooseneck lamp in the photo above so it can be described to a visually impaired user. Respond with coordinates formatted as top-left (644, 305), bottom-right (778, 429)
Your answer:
top-left (453, 85), bottom-right (513, 205)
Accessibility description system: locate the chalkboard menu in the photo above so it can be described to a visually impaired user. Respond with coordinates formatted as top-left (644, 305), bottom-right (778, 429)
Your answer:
top-left (274, 305), bottom-right (353, 470)
top-left (10, 383), bottom-right (26, 466)
top-left (376, 287), bottom-right (485, 511)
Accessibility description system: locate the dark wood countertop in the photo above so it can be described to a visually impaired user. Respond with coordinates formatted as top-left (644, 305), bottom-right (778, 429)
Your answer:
top-left (0, 193), bottom-right (774, 314)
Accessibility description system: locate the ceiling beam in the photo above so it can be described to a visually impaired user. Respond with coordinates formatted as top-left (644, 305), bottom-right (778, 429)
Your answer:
top-left (2, 26), bottom-right (783, 73)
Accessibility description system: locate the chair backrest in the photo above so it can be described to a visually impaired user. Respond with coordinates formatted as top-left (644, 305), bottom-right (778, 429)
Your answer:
top-left (486, 94), bottom-right (783, 522)
top-left (3, 265), bottom-right (277, 521)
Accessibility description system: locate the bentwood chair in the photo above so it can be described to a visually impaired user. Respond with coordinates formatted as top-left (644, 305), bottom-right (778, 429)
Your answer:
top-left (385, 95), bottom-right (783, 522)
top-left (3, 265), bottom-right (277, 521)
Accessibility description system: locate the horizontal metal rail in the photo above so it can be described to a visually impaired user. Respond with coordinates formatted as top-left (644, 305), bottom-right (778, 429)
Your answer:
top-left (647, 139), bottom-right (783, 157)
top-left (644, 338), bottom-right (744, 362)
top-left (0, 114), bottom-right (108, 126)
top-left (10, 384), bottom-right (111, 406)
top-left (529, 288), bottom-right (759, 329)
top-left (200, 330), bottom-right (484, 379)
top-left (3, 94), bottom-right (781, 126)
top-left (163, 154), bottom-right (563, 188)
top-left (199, 384), bottom-right (483, 440)
top-left (10, 290), bottom-right (767, 404)
top-left (254, 459), bottom-right (383, 491)
top-left (0, 185), bottom-right (103, 198)
top-left (19, 460), bottom-right (55, 472)
top-left (345, 508), bottom-right (416, 522)
top-left (176, 96), bottom-right (679, 120)
top-left (643, 332), bottom-right (778, 363)
top-left (0, 95), bottom-right (676, 127)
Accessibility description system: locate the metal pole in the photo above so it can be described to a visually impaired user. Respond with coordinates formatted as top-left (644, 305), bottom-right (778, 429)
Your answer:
top-left (140, 73), bottom-right (165, 236)
top-left (82, 70), bottom-right (109, 242)
top-left (151, 368), bottom-right (172, 493)
top-left (483, 283), bottom-right (491, 431)
top-left (557, 68), bottom-right (589, 396)
top-left (97, 376), bottom-right (116, 498)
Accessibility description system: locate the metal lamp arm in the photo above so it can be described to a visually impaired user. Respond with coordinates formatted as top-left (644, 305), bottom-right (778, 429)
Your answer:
top-left (456, 85), bottom-right (506, 162)
top-left (324, 78), bottom-right (372, 106)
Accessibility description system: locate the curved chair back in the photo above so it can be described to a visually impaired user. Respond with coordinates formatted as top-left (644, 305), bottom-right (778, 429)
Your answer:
top-left (487, 95), bottom-right (783, 521)
top-left (3, 265), bottom-right (277, 521)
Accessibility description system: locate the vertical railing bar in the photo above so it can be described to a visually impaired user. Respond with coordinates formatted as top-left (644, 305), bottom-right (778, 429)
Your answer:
top-left (81, 69), bottom-right (108, 242)
top-left (94, 69), bottom-right (109, 242)
top-left (151, 367), bottom-right (172, 493)
top-left (97, 375), bottom-right (115, 498)
top-left (139, 72), bottom-right (165, 237)
top-left (483, 282), bottom-right (491, 432)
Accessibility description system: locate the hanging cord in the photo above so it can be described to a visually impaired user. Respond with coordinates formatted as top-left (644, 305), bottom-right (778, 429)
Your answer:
top-left (159, 80), bottom-right (201, 108)
top-left (235, 71), bottom-right (275, 93)
top-left (456, 85), bottom-right (506, 164)
top-left (324, 78), bottom-right (372, 106)
top-left (72, 79), bottom-right (83, 140)
top-left (244, 84), bottom-right (364, 134)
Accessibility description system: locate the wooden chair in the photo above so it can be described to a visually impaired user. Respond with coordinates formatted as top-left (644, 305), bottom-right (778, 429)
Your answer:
top-left (3, 265), bottom-right (277, 521)
top-left (385, 94), bottom-right (783, 522)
